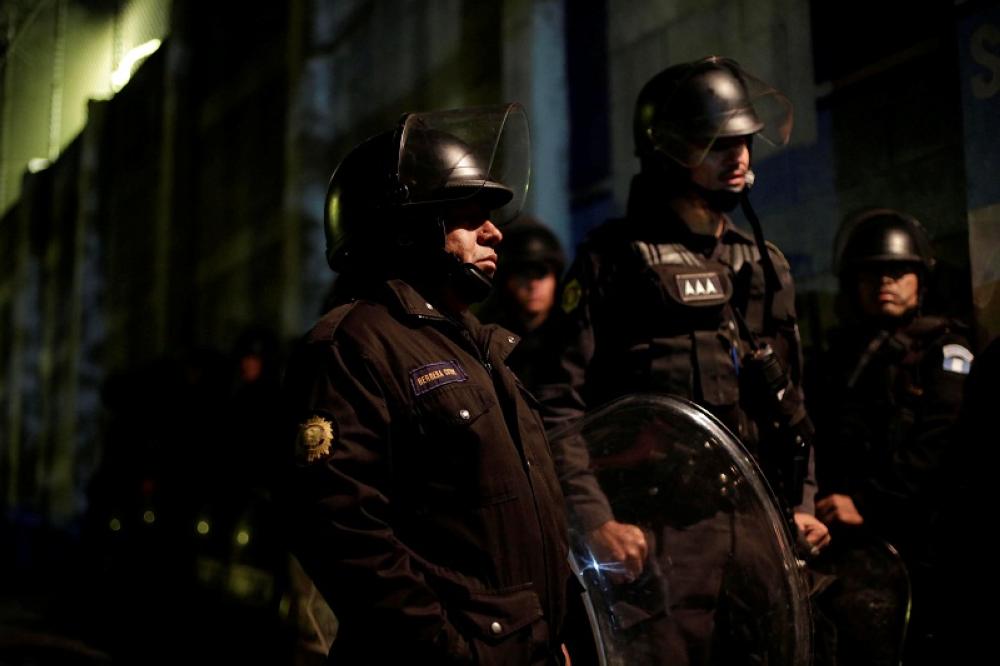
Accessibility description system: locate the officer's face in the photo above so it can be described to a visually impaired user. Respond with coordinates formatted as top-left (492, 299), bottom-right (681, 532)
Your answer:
top-left (856, 264), bottom-right (920, 319)
top-left (505, 266), bottom-right (557, 317)
top-left (690, 135), bottom-right (751, 192)
top-left (444, 203), bottom-right (503, 277)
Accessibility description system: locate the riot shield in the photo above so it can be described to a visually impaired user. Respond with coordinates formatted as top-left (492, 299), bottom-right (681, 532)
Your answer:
top-left (812, 532), bottom-right (911, 666)
top-left (548, 394), bottom-right (811, 666)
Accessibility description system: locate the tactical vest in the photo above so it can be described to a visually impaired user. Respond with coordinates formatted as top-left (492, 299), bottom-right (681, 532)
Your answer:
top-left (846, 317), bottom-right (968, 454)
top-left (587, 232), bottom-right (788, 447)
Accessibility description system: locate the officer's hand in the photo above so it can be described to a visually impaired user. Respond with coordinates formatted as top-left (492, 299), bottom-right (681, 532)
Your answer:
top-left (816, 494), bottom-right (864, 526)
top-left (587, 520), bottom-right (648, 582)
top-left (793, 511), bottom-right (832, 556)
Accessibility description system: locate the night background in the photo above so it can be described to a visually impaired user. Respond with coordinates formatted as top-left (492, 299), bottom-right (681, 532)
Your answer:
top-left (1, 0), bottom-right (998, 663)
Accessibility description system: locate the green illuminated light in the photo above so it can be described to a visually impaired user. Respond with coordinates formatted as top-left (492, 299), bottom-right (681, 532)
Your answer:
top-left (27, 158), bottom-right (51, 173)
top-left (111, 39), bottom-right (162, 92)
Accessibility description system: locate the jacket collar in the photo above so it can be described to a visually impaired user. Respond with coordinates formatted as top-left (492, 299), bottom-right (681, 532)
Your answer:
top-left (381, 279), bottom-right (520, 362)
top-left (383, 279), bottom-right (451, 321)
top-left (719, 217), bottom-right (756, 245)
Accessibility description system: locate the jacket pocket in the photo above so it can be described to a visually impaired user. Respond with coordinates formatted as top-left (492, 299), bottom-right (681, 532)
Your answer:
top-left (415, 382), bottom-right (496, 429)
top-left (451, 587), bottom-right (548, 666)
top-left (408, 382), bottom-right (512, 504)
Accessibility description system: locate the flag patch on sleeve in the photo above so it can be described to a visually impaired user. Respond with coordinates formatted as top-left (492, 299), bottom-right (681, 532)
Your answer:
top-left (941, 344), bottom-right (973, 375)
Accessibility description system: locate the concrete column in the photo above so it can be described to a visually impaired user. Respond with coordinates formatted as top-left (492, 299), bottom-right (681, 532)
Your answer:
top-left (502, 0), bottom-right (571, 250)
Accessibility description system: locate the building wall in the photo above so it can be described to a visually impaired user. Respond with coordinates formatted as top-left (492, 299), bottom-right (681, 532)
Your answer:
top-left (958, 1), bottom-right (1000, 343)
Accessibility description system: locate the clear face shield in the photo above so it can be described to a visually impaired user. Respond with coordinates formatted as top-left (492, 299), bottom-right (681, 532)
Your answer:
top-left (548, 395), bottom-right (812, 666)
top-left (396, 103), bottom-right (530, 226)
top-left (647, 58), bottom-right (793, 168)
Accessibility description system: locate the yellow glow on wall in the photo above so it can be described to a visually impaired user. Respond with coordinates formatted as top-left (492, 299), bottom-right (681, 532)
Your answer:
top-left (0, 0), bottom-right (171, 215)
top-left (27, 158), bottom-right (52, 174)
top-left (110, 39), bottom-right (162, 92)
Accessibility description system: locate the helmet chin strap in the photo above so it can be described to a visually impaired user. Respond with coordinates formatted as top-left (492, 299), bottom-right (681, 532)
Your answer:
top-left (698, 187), bottom-right (742, 213)
top-left (445, 256), bottom-right (494, 304)
top-left (737, 169), bottom-right (783, 337)
top-left (425, 216), bottom-right (495, 305)
top-left (692, 168), bottom-right (756, 213)
top-left (679, 170), bottom-right (744, 236)
top-left (689, 171), bottom-right (747, 214)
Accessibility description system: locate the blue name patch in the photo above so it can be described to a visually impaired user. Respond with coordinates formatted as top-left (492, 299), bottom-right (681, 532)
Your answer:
top-left (410, 360), bottom-right (468, 396)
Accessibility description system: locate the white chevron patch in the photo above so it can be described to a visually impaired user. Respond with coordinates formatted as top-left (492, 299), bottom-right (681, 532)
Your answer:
top-left (676, 272), bottom-right (726, 303)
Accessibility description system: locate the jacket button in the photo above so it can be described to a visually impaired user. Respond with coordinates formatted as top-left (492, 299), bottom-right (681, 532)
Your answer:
top-left (425, 302), bottom-right (434, 310)
top-left (507, 335), bottom-right (516, 344)
top-left (490, 621), bottom-right (503, 635)
top-left (458, 409), bottom-right (471, 420)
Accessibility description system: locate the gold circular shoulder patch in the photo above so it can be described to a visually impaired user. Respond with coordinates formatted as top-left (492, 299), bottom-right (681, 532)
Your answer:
top-left (561, 278), bottom-right (582, 314)
top-left (297, 415), bottom-right (335, 464)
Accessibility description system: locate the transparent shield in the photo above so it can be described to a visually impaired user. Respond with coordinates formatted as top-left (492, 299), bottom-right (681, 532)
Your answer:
top-left (649, 58), bottom-right (794, 168)
top-left (397, 103), bottom-right (529, 225)
top-left (812, 533), bottom-right (911, 665)
top-left (549, 395), bottom-right (811, 666)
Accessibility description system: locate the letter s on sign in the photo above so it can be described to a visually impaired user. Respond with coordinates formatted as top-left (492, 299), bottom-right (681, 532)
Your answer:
top-left (972, 23), bottom-right (1000, 99)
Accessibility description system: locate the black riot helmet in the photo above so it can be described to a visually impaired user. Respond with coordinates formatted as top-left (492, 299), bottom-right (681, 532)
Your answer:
top-left (324, 104), bottom-right (530, 275)
top-left (834, 208), bottom-right (936, 279)
top-left (633, 56), bottom-right (792, 168)
top-left (497, 216), bottom-right (565, 279)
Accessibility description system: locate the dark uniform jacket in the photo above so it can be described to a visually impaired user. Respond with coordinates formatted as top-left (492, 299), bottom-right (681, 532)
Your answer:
top-left (279, 278), bottom-right (571, 665)
top-left (815, 315), bottom-right (972, 565)
top-left (534, 209), bottom-right (812, 531)
top-left (475, 299), bottom-right (564, 394)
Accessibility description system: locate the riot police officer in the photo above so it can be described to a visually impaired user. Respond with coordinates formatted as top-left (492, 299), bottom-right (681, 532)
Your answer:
top-left (278, 104), bottom-right (572, 665)
top-left (477, 215), bottom-right (566, 391)
top-left (814, 208), bottom-right (973, 665)
top-left (534, 56), bottom-right (828, 664)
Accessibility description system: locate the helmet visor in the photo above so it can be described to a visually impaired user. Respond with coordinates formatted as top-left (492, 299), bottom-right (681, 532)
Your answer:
top-left (397, 103), bottom-right (530, 225)
top-left (649, 58), bottom-right (793, 168)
